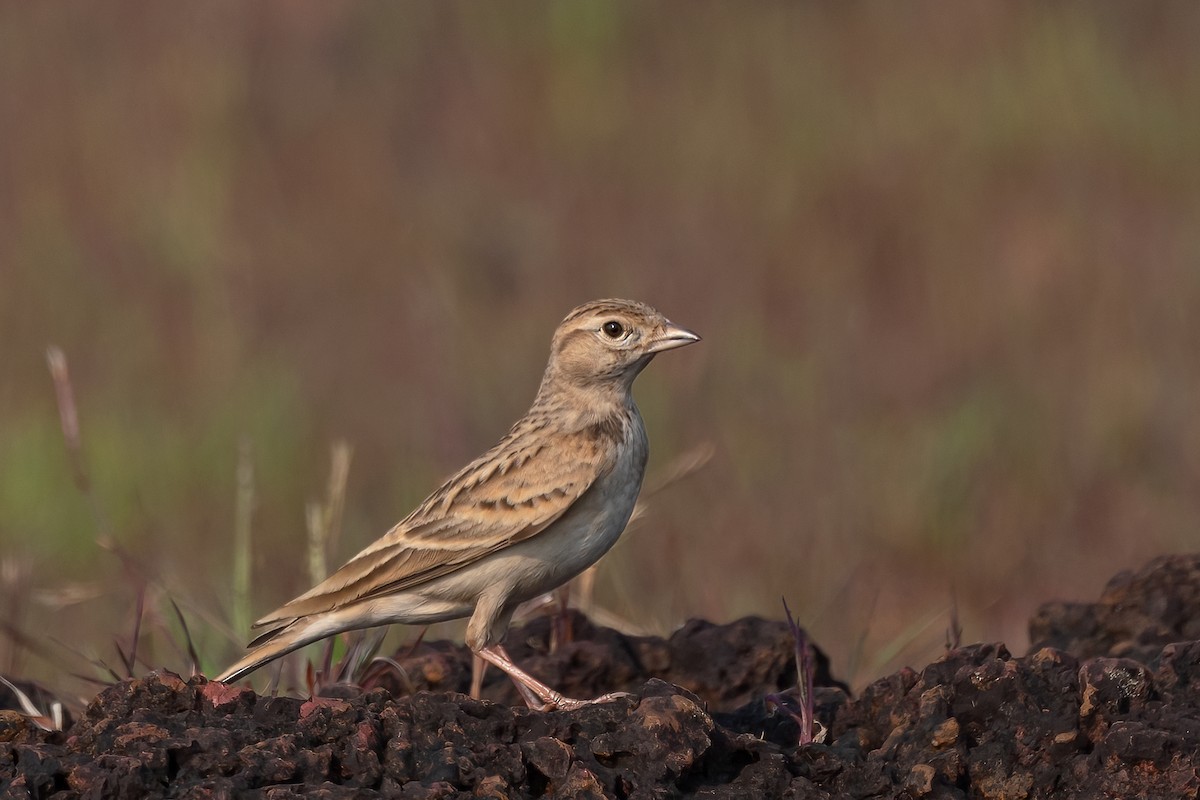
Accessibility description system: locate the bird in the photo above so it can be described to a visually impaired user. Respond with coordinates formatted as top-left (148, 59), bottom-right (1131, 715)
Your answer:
top-left (214, 298), bottom-right (700, 710)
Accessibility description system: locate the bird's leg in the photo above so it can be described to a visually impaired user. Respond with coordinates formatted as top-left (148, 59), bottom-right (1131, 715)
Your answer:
top-left (550, 585), bottom-right (572, 652)
top-left (475, 644), bottom-right (630, 712)
top-left (470, 646), bottom-right (541, 709)
top-left (470, 653), bottom-right (487, 700)
top-left (476, 644), bottom-right (560, 710)
top-left (489, 645), bottom-right (545, 709)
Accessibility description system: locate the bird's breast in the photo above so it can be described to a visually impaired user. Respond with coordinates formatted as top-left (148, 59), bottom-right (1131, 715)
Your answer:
top-left (506, 410), bottom-right (649, 599)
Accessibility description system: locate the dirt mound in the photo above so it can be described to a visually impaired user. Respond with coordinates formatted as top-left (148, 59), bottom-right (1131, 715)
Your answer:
top-left (5, 554), bottom-right (1200, 798)
top-left (365, 612), bottom-right (845, 712)
top-left (1030, 553), bottom-right (1200, 664)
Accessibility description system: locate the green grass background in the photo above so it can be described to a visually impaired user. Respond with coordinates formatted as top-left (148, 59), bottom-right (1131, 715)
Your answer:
top-left (3, 2), bottom-right (1200, 694)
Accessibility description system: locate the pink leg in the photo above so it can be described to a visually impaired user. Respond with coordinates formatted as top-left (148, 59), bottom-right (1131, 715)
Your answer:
top-left (471, 645), bottom-right (542, 708)
top-left (475, 643), bottom-right (630, 711)
top-left (470, 653), bottom-right (486, 700)
top-left (492, 645), bottom-right (546, 709)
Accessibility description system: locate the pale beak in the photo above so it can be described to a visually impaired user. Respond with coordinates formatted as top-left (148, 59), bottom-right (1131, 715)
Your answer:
top-left (648, 321), bottom-right (701, 353)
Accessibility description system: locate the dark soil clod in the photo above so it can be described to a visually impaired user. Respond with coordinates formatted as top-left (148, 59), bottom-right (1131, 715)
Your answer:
top-left (7, 554), bottom-right (1200, 797)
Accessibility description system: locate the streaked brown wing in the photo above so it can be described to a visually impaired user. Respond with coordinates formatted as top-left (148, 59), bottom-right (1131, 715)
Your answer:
top-left (252, 423), bottom-right (619, 627)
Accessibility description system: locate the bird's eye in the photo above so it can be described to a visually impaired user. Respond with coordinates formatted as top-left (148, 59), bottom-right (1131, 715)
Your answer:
top-left (602, 320), bottom-right (625, 339)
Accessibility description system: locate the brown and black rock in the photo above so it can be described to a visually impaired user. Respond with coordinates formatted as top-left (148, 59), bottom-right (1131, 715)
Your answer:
top-left (1030, 553), bottom-right (1200, 663)
top-left (366, 611), bottom-right (844, 714)
top-left (7, 555), bottom-right (1200, 797)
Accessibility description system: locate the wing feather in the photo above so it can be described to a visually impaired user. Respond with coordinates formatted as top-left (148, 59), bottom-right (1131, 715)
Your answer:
top-left (252, 419), bottom-right (622, 627)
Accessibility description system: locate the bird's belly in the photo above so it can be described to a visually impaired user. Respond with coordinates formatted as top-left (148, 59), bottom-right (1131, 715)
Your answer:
top-left (538, 504), bottom-right (628, 582)
top-left (507, 470), bottom-right (642, 602)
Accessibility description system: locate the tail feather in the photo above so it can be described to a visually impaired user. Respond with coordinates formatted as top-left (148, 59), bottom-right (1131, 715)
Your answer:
top-left (213, 607), bottom-right (363, 684)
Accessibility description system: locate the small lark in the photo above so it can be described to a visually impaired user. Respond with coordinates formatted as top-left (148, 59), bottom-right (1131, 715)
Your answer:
top-left (215, 299), bottom-right (700, 710)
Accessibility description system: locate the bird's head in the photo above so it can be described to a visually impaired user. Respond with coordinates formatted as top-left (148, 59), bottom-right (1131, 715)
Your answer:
top-left (543, 299), bottom-right (700, 393)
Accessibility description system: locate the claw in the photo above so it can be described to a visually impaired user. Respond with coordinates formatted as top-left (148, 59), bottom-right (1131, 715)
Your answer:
top-left (549, 691), bottom-right (632, 711)
top-left (475, 644), bottom-right (631, 711)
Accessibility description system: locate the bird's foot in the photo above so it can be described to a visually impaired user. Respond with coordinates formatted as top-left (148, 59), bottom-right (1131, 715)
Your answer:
top-left (541, 690), bottom-right (632, 712)
top-left (475, 643), bottom-right (632, 712)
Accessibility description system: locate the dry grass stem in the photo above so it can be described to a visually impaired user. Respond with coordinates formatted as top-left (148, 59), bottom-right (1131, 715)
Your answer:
top-left (232, 438), bottom-right (256, 641)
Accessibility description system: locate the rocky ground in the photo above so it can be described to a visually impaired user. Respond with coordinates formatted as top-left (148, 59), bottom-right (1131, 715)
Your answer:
top-left (5, 554), bottom-right (1200, 798)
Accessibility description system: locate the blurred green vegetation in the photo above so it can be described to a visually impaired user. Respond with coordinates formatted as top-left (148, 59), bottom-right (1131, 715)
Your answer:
top-left (2, 3), bottom-right (1200, 694)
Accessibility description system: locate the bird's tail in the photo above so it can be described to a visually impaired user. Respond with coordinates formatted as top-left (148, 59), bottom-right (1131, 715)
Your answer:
top-left (213, 607), bottom-right (363, 684)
